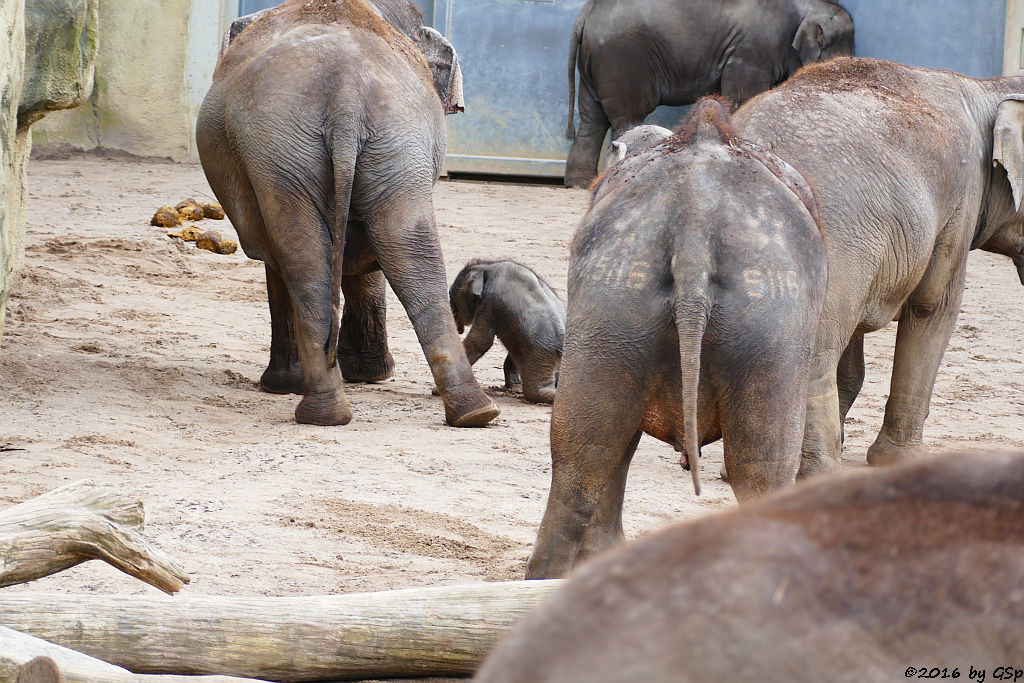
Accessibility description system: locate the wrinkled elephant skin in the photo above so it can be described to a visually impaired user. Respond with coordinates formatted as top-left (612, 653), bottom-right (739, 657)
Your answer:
top-left (479, 451), bottom-right (1024, 682)
top-left (526, 99), bottom-right (826, 579)
top-left (196, 0), bottom-right (497, 428)
top-left (564, 0), bottom-right (854, 187)
top-left (733, 58), bottom-right (1024, 475)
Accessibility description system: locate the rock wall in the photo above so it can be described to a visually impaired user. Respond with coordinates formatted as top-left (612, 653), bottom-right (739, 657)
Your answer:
top-left (0, 0), bottom-right (97, 344)
top-left (31, 0), bottom-right (213, 162)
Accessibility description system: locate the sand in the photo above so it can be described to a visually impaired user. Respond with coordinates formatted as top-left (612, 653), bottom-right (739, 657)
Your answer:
top-left (1, 153), bottom-right (1022, 603)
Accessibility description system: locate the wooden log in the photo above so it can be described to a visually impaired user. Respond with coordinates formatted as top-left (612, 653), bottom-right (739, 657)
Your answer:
top-left (0, 480), bottom-right (189, 594)
top-left (0, 581), bottom-right (563, 681)
top-left (0, 626), bottom-right (267, 683)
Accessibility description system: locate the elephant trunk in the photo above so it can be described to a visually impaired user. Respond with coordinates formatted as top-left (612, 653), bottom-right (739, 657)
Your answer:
top-left (1014, 254), bottom-right (1024, 285)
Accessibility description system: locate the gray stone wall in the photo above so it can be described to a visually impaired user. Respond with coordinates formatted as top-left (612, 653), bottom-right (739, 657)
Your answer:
top-left (0, 0), bottom-right (97, 344)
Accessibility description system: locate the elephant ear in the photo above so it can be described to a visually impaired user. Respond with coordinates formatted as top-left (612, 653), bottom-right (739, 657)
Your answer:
top-left (465, 269), bottom-right (484, 298)
top-left (792, 17), bottom-right (825, 64)
top-left (993, 98), bottom-right (1024, 212)
top-left (415, 26), bottom-right (465, 115)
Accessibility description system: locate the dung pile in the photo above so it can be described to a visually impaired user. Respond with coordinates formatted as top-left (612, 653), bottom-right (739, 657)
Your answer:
top-left (152, 198), bottom-right (237, 255)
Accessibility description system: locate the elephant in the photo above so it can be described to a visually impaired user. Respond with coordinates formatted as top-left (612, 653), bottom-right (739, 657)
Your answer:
top-left (730, 57), bottom-right (1024, 476)
top-left (525, 98), bottom-right (827, 579)
top-left (563, 0), bottom-right (854, 187)
top-left (449, 259), bottom-right (566, 404)
top-left (602, 124), bottom-right (671, 169)
top-left (478, 451), bottom-right (1024, 682)
top-left (196, 0), bottom-right (499, 428)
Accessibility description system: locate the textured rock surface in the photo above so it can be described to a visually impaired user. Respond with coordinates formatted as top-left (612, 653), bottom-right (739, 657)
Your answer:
top-left (0, 0), bottom-right (97, 345)
top-left (1, 0), bottom-right (27, 342)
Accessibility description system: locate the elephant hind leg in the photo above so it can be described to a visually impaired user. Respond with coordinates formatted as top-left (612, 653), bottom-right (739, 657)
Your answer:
top-left (564, 77), bottom-right (610, 188)
top-left (364, 198), bottom-right (498, 428)
top-left (520, 351), bottom-right (559, 404)
top-left (260, 264), bottom-right (302, 395)
top-left (253, 184), bottom-right (351, 426)
top-left (338, 269), bottom-right (395, 383)
top-left (526, 343), bottom-right (650, 578)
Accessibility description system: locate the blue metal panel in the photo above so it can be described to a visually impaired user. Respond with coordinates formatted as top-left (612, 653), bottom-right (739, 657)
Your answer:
top-left (840, 0), bottom-right (1005, 78)
top-left (441, 0), bottom-right (585, 176)
top-left (232, 0), bottom-right (1010, 177)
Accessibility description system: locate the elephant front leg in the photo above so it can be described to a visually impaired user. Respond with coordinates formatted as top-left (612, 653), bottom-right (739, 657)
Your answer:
top-left (799, 347), bottom-right (843, 478)
top-left (867, 292), bottom-right (963, 466)
top-left (367, 201), bottom-right (498, 428)
top-left (338, 270), bottom-right (395, 383)
top-left (260, 264), bottom-right (302, 395)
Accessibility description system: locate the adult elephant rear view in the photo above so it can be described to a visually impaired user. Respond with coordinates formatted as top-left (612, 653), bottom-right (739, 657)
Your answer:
top-left (197, 0), bottom-right (499, 428)
top-left (563, 0), bottom-right (854, 187)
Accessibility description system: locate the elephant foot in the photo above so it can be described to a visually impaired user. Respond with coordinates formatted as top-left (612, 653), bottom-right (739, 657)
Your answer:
top-left (441, 382), bottom-right (499, 427)
top-left (339, 350), bottom-right (395, 383)
top-left (563, 173), bottom-right (595, 189)
top-left (295, 389), bottom-right (352, 426)
top-left (525, 547), bottom-right (571, 580)
top-left (260, 363), bottom-right (303, 395)
top-left (796, 453), bottom-right (842, 480)
top-left (719, 464), bottom-right (731, 483)
top-left (867, 436), bottom-right (921, 467)
top-left (524, 386), bottom-right (556, 405)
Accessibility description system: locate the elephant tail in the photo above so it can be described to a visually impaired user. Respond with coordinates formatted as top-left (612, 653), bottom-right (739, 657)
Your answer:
top-left (672, 268), bottom-right (710, 497)
top-left (566, 3), bottom-right (587, 139)
top-left (326, 139), bottom-right (357, 370)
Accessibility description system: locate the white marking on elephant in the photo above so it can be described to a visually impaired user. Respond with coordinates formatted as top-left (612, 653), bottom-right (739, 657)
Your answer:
top-left (743, 269), bottom-right (801, 299)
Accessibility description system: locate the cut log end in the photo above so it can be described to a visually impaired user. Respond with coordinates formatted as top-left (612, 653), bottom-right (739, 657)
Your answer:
top-left (16, 657), bottom-right (64, 683)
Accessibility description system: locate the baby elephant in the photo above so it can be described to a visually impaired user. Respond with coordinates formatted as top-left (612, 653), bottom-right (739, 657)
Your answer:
top-left (449, 260), bottom-right (566, 404)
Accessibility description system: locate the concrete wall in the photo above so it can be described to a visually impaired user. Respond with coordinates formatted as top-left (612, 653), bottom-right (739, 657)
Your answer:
top-left (33, 0), bottom-right (234, 162)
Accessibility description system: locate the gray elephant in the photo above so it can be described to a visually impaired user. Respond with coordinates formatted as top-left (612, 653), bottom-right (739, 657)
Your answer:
top-left (449, 260), bottom-right (565, 404)
top-left (525, 98), bottom-right (826, 579)
top-left (196, 0), bottom-right (498, 428)
top-left (602, 124), bottom-right (671, 169)
top-left (479, 451), bottom-right (1024, 682)
top-left (731, 57), bottom-right (1024, 476)
top-left (564, 0), bottom-right (854, 187)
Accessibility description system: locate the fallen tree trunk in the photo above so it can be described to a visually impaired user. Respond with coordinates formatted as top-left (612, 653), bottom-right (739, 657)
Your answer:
top-left (0, 581), bottom-right (563, 681)
top-left (0, 480), bottom-right (189, 594)
top-left (1, 625), bottom-right (269, 683)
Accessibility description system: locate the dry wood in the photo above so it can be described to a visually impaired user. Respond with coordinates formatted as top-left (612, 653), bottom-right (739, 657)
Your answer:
top-left (0, 581), bottom-right (563, 681)
top-left (1, 625), bottom-right (267, 683)
top-left (0, 480), bottom-right (189, 594)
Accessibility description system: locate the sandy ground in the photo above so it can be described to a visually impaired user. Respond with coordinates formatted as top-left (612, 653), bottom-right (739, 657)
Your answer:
top-left (1, 153), bottom-right (1023, 606)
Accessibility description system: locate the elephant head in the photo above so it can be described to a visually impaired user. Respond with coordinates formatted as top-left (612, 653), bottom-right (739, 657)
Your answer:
top-left (449, 265), bottom-right (484, 334)
top-left (983, 98), bottom-right (1024, 284)
top-left (793, 1), bottom-right (855, 65)
top-left (604, 125), bottom-right (673, 169)
top-left (413, 26), bottom-right (464, 115)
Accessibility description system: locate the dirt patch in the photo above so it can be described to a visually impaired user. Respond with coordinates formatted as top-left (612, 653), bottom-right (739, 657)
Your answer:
top-left (0, 154), bottom-right (1022, 608)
